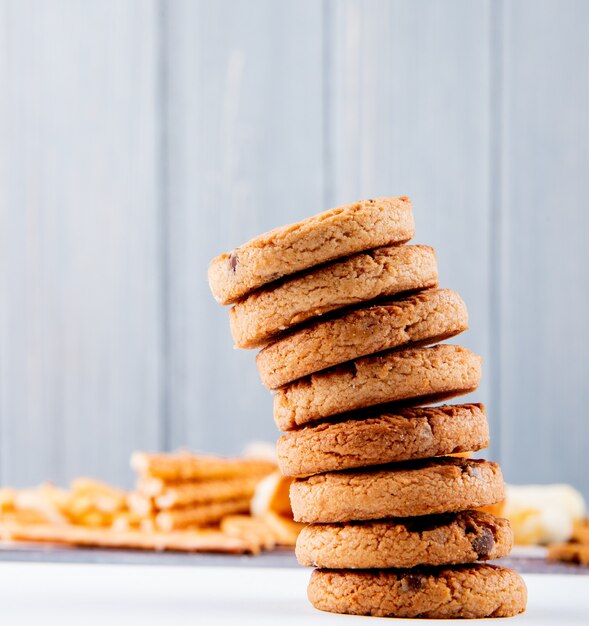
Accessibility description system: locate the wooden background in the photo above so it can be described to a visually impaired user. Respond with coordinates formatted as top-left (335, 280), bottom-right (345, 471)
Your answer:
top-left (0, 0), bottom-right (587, 494)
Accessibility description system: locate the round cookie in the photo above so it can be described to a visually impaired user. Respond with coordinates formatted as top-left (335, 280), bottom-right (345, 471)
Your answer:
top-left (257, 288), bottom-right (468, 389)
top-left (308, 565), bottom-right (527, 619)
top-left (290, 457), bottom-right (504, 523)
top-left (548, 542), bottom-right (589, 566)
top-left (208, 197), bottom-right (414, 305)
top-left (296, 510), bottom-right (513, 569)
top-left (230, 244), bottom-right (438, 349)
top-left (274, 344), bottom-right (481, 431)
top-left (277, 403), bottom-right (489, 477)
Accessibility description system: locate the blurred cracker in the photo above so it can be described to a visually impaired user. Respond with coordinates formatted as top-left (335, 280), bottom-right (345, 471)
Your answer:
top-left (260, 510), bottom-right (303, 547)
top-left (155, 498), bottom-right (250, 531)
top-left (66, 495), bottom-right (122, 527)
top-left (154, 476), bottom-right (260, 509)
top-left (140, 516), bottom-right (156, 532)
top-left (0, 522), bottom-right (253, 553)
top-left (250, 472), bottom-right (302, 546)
top-left (70, 477), bottom-right (126, 500)
top-left (14, 484), bottom-right (69, 525)
top-left (131, 452), bottom-right (276, 482)
top-left (73, 510), bottom-right (114, 528)
top-left (251, 472), bottom-right (292, 518)
top-left (69, 478), bottom-right (127, 514)
top-left (0, 510), bottom-right (50, 526)
top-left (0, 488), bottom-right (16, 514)
top-left (136, 476), bottom-right (169, 497)
top-left (111, 511), bottom-right (145, 532)
top-left (127, 492), bottom-right (154, 517)
top-left (220, 515), bottom-right (276, 554)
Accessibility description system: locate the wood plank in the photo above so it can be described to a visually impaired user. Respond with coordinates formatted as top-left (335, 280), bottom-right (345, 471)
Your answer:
top-left (164, 0), bottom-right (324, 453)
top-left (498, 0), bottom-right (589, 494)
top-left (325, 0), bottom-right (493, 443)
top-left (0, 0), bottom-right (162, 486)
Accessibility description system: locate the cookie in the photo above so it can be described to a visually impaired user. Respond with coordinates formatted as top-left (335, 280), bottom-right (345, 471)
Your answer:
top-left (277, 404), bottom-right (489, 477)
top-left (230, 244), bottom-right (438, 349)
top-left (296, 510), bottom-right (513, 569)
top-left (257, 288), bottom-right (468, 388)
top-left (274, 344), bottom-right (482, 431)
top-left (290, 457), bottom-right (504, 523)
top-left (572, 518), bottom-right (589, 544)
top-left (547, 542), bottom-right (589, 566)
top-left (307, 565), bottom-right (527, 618)
top-left (208, 197), bottom-right (414, 305)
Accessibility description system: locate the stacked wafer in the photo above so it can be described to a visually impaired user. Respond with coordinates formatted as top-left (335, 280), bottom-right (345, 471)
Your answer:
top-left (0, 475), bottom-right (257, 554)
top-left (129, 452), bottom-right (276, 532)
top-left (0, 452), bottom-right (296, 555)
top-left (209, 197), bottom-right (527, 619)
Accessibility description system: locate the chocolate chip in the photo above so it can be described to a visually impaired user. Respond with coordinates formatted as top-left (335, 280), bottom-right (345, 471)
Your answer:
top-left (471, 528), bottom-right (495, 559)
top-left (401, 574), bottom-right (424, 592)
top-left (228, 251), bottom-right (238, 273)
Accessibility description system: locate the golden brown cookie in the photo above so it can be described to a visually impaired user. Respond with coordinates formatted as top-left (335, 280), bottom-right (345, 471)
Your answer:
top-left (547, 542), bottom-right (589, 566)
top-left (230, 245), bottom-right (438, 349)
top-left (208, 197), bottom-right (414, 305)
top-left (308, 565), bottom-right (527, 619)
top-left (290, 457), bottom-right (504, 523)
top-left (257, 288), bottom-right (468, 388)
top-left (572, 518), bottom-right (589, 544)
top-left (277, 404), bottom-right (488, 477)
top-left (274, 344), bottom-right (482, 431)
top-left (296, 511), bottom-right (513, 569)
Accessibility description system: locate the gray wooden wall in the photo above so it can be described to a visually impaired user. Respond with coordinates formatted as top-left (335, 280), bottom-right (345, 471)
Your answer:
top-left (0, 0), bottom-right (587, 493)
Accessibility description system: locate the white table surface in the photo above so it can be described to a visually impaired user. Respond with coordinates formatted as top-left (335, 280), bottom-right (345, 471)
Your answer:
top-left (0, 562), bottom-right (587, 625)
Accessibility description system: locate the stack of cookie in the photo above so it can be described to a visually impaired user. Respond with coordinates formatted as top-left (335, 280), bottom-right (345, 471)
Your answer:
top-left (209, 197), bottom-right (527, 619)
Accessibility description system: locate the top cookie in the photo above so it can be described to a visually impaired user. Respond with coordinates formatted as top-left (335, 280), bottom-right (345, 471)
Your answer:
top-left (208, 197), bottom-right (414, 305)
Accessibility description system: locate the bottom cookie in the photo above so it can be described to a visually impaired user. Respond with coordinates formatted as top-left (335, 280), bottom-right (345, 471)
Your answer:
top-left (308, 564), bottom-right (527, 619)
